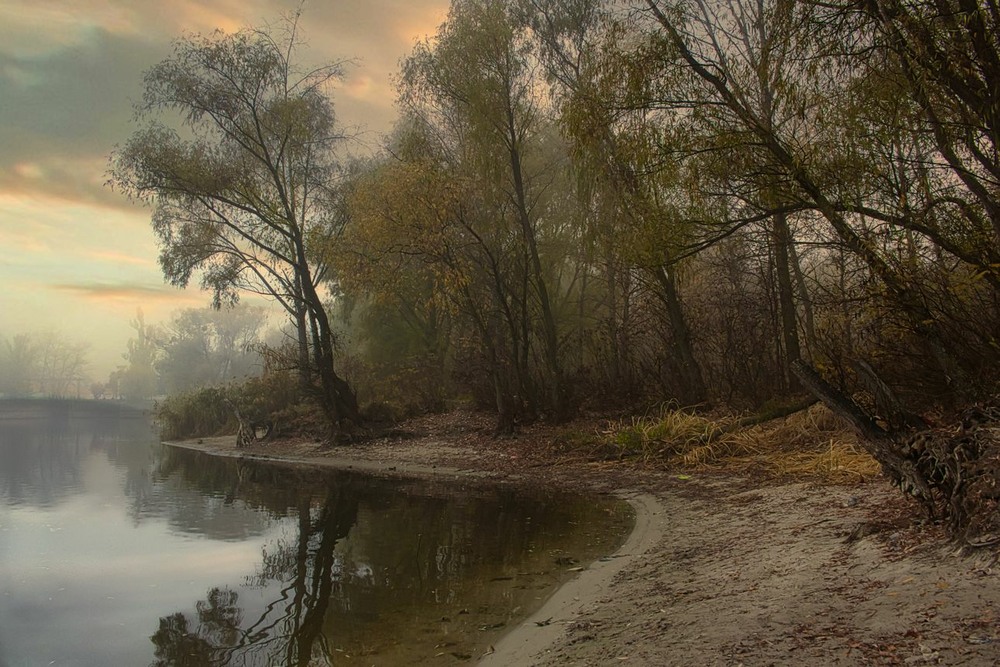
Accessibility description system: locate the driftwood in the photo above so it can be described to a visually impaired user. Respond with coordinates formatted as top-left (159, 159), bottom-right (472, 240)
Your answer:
top-left (224, 398), bottom-right (274, 449)
top-left (699, 396), bottom-right (819, 445)
top-left (732, 396), bottom-right (819, 429)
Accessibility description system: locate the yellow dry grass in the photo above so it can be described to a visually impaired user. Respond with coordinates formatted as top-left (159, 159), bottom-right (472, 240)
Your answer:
top-left (605, 403), bottom-right (881, 483)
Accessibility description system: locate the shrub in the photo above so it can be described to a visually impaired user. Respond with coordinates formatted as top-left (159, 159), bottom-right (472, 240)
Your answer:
top-left (156, 386), bottom-right (235, 440)
top-left (156, 371), bottom-right (307, 441)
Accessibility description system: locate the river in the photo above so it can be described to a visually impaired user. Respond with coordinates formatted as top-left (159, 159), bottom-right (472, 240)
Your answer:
top-left (0, 400), bottom-right (632, 666)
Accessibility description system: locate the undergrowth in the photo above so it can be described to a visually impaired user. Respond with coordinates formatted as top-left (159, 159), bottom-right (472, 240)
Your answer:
top-left (156, 371), bottom-right (314, 441)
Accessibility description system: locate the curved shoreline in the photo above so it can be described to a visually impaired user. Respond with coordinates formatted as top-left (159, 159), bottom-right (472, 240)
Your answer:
top-left (162, 436), bottom-right (664, 664)
top-left (479, 492), bottom-right (666, 665)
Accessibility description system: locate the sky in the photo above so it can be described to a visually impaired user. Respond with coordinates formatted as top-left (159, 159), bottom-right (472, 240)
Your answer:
top-left (0, 0), bottom-right (449, 379)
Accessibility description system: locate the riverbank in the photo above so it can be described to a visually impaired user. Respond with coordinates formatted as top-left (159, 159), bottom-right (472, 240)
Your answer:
top-left (165, 414), bottom-right (1000, 665)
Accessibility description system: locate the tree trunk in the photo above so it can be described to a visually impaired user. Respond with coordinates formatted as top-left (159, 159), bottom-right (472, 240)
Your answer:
top-left (787, 240), bottom-right (817, 355)
top-left (506, 113), bottom-right (566, 421)
top-left (772, 210), bottom-right (802, 390)
top-left (653, 265), bottom-right (709, 406)
top-left (293, 242), bottom-right (360, 436)
top-left (790, 360), bottom-right (935, 512)
top-left (646, 0), bottom-right (968, 389)
top-left (293, 275), bottom-right (312, 392)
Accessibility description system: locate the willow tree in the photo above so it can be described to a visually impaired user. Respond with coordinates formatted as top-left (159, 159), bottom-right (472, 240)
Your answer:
top-left (110, 21), bottom-right (360, 433)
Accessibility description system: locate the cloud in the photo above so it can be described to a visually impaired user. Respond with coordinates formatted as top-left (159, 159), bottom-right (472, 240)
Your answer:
top-left (0, 29), bottom-right (165, 206)
top-left (0, 192), bottom-right (152, 265)
top-left (51, 281), bottom-right (199, 304)
top-left (1, 156), bottom-right (135, 210)
top-left (0, 1), bottom-right (275, 55)
top-left (85, 250), bottom-right (155, 267)
top-left (0, 1), bottom-right (450, 208)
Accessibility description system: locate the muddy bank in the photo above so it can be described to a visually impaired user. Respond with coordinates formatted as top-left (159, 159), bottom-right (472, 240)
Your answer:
top-left (164, 432), bottom-right (1000, 665)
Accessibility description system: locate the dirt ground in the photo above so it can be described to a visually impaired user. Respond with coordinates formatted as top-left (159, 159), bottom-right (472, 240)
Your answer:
top-left (168, 412), bottom-right (1000, 666)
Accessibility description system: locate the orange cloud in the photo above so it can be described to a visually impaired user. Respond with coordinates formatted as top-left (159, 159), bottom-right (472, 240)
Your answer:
top-left (86, 250), bottom-right (156, 267)
top-left (51, 282), bottom-right (201, 306)
top-left (342, 74), bottom-right (376, 100)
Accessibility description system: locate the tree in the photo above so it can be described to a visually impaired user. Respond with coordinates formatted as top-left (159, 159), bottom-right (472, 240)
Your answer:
top-left (638, 0), bottom-right (978, 386)
top-left (35, 332), bottom-right (90, 398)
top-left (0, 331), bottom-right (90, 398)
top-left (110, 15), bottom-right (360, 434)
top-left (341, 121), bottom-right (535, 432)
top-left (401, 0), bottom-right (571, 424)
top-left (0, 333), bottom-right (38, 397)
top-left (157, 305), bottom-right (267, 393)
top-left (525, 0), bottom-right (711, 404)
top-left (119, 310), bottom-right (160, 401)
top-left (854, 0), bottom-right (1000, 244)
top-left (335, 152), bottom-right (456, 413)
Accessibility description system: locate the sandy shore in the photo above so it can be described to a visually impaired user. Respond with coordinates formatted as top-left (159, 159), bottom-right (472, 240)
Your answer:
top-left (165, 432), bottom-right (1000, 665)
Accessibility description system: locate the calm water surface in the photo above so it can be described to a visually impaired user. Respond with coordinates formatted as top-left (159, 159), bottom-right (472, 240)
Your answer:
top-left (0, 400), bottom-right (632, 666)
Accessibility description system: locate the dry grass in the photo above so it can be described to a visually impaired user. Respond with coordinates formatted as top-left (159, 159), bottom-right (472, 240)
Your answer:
top-left (604, 403), bottom-right (881, 483)
top-left (603, 404), bottom-right (725, 465)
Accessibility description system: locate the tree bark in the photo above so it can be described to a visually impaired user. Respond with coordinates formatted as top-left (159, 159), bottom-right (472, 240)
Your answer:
top-left (507, 123), bottom-right (567, 421)
top-left (653, 265), bottom-right (709, 406)
top-left (772, 210), bottom-right (802, 390)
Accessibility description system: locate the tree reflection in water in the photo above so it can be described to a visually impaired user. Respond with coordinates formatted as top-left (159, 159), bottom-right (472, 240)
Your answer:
top-left (152, 588), bottom-right (243, 666)
top-left (148, 453), bottom-right (631, 666)
top-left (151, 481), bottom-right (359, 667)
top-left (0, 400), bottom-right (156, 509)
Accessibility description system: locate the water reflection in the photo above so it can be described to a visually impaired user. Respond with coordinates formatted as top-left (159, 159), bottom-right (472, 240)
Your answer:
top-left (147, 455), bottom-right (631, 665)
top-left (0, 399), bottom-right (153, 508)
top-left (0, 401), bottom-right (632, 666)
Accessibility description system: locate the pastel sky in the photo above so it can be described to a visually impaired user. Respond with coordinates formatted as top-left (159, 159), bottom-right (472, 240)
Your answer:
top-left (0, 0), bottom-right (448, 378)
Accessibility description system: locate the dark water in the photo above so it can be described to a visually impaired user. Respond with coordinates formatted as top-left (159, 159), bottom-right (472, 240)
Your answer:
top-left (0, 400), bottom-right (633, 666)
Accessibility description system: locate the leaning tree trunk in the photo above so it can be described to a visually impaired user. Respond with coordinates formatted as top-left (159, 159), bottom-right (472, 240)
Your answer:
top-left (772, 210), bottom-right (802, 391)
top-left (308, 302), bottom-right (360, 433)
top-left (790, 360), bottom-right (935, 514)
top-left (794, 359), bottom-right (1000, 543)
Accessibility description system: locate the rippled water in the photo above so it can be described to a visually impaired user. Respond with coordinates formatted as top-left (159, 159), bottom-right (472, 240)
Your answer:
top-left (0, 400), bottom-right (632, 666)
